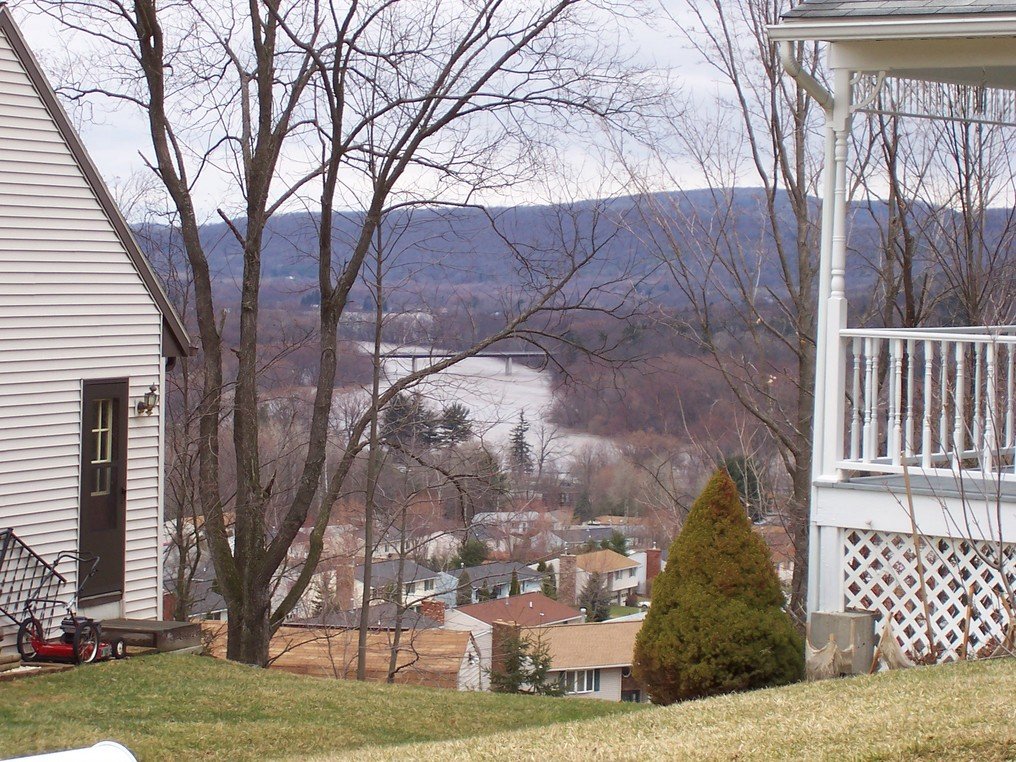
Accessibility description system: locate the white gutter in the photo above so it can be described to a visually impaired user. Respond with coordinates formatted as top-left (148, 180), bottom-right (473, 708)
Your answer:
top-left (16, 742), bottom-right (138, 761)
top-left (777, 41), bottom-right (833, 113)
top-left (768, 15), bottom-right (1016, 41)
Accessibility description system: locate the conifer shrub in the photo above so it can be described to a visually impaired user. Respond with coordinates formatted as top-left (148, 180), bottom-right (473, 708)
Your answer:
top-left (632, 469), bottom-right (803, 704)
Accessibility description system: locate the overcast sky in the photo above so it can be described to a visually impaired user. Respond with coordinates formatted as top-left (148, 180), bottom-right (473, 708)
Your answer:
top-left (10, 2), bottom-right (741, 219)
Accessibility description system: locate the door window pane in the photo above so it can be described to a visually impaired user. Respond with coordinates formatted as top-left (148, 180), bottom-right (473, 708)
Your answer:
top-left (91, 399), bottom-right (113, 496)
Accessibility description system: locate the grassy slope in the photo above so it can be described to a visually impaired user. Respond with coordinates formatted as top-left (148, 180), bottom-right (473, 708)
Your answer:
top-left (331, 659), bottom-right (1016, 762)
top-left (0, 654), bottom-right (639, 760)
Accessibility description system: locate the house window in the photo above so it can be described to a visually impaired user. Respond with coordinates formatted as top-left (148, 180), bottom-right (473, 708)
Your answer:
top-left (559, 669), bottom-right (600, 694)
top-left (424, 579), bottom-right (435, 591)
top-left (628, 568), bottom-right (636, 578)
top-left (405, 582), bottom-right (416, 595)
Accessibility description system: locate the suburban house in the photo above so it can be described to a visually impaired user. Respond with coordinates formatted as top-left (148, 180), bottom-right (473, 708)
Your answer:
top-left (513, 620), bottom-right (646, 702)
top-left (628, 547), bottom-right (665, 596)
top-left (0, 7), bottom-right (190, 651)
top-left (355, 559), bottom-right (456, 609)
top-left (443, 591), bottom-right (584, 690)
top-left (548, 549), bottom-right (641, 607)
top-left (771, 0), bottom-right (1016, 662)
top-left (205, 622), bottom-right (482, 691)
top-left (448, 561), bottom-right (543, 603)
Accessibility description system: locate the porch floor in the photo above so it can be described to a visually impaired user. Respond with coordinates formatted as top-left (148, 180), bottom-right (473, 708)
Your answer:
top-left (832, 474), bottom-right (1016, 502)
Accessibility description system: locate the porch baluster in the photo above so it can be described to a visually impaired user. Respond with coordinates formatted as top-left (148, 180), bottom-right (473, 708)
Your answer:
top-left (922, 340), bottom-right (933, 470)
top-left (905, 338), bottom-right (915, 459)
top-left (862, 336), bottom-right (875, 463)
top-left (850, 337), bottom-right (862, 461)
top-left (890, 338), bottom-right (903, 466)
top-left (1006, 344), bottom-right (1015, 460)
top-left (953, 342), bottom-right (966, 468)
top-left (973, 342), bottom-right (984, 463)
top-left (939, 339), bottom-right (949, 459)
top-left (983, 342), bottom-right (996, 474)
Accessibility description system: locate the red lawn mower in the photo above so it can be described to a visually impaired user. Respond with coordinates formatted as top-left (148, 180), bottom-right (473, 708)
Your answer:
top-left (4, 541), bottom-right (127, 665)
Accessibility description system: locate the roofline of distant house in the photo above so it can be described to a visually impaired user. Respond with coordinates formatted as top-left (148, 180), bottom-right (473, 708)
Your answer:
top-left (0, 6), bottom-right (192, 357)
top-left (769, 13), bottom-right (1016, 41)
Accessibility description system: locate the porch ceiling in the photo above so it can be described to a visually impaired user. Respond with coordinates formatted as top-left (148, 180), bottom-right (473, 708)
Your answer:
top-left (830, 37), bottom-right (1016, 89)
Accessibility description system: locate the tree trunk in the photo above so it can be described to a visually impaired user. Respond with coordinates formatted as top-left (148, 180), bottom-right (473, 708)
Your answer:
top-left (227, 585), bottom-right (273, 666)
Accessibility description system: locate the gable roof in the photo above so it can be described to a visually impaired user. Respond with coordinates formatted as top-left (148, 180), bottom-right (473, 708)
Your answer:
top-left (455, 592), bottom-right (582, 626)
top-left (523, 620), bottom-right (642, 671)
top-left (576, 549), bottom-right (638, 573)
top-left (355, 559), bottom-right (440, 586)
top-left (0, 7), bottom-right (190, 357)
top-left (784, 0), bottom-right (1016, 18)
top-left (450, 561), bottom-right (542, 589)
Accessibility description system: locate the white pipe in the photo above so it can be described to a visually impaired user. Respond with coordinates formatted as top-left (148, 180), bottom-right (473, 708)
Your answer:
top-left (13, 741), bottom-right (137, 762)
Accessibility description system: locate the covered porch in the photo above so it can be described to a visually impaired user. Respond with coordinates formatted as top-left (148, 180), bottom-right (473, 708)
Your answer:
top-left (772, 1), bottom-right (1016, 661)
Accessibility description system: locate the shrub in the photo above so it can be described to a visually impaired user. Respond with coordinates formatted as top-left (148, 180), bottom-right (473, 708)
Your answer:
top-left (633, 469), bottom-right (803, 704)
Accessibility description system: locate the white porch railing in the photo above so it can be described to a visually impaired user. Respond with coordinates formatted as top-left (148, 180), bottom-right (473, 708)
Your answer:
top-left (837, 326), bottom-right (1016, 480)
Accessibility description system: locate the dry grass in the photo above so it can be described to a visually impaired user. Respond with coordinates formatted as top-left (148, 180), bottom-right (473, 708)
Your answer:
top-left (323, 658), bottom-right (1016, 762)
top-left (0, 653), bottom-right (638, 760)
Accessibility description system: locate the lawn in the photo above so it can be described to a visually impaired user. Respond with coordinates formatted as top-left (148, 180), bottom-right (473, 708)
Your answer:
top-left (331, 658), bottom-right (1016, 762)
top-left (607, 605), bottom-right (641, 618)
top-left (0, 654), bottom-right (640, 760)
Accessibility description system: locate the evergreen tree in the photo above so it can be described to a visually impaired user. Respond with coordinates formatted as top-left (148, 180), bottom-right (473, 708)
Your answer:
top-left (578, 571), bottom-right (611, 622)
top-left (509, 569), bottom-right (521, 596)
top-left (476, 581), bottom-right (493, 602)
top-left (451, 538), bottom-right (488, 569)
top-left (537, 559), bottom-right (557, 599)
top-left (723, 455), bottom-right (767, 523)
top-left (489, 629), bottom-right (562, 696)
top-left (381, 392), bottom-right (438, 451)
top-left (456, 569), bottom-right (473, 606)
top-left (437, 402), bottom-right (474, 446)
top-left (633, 469), bottom-right (804, 705)
top-left (599, 531), bottom-right (628, 556)
top-left (508, 411), bottom-right (533, 475)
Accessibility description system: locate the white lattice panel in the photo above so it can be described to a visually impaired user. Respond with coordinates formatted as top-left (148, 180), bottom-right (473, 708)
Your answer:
top-left (843, 529), bottom-right (1015, 660)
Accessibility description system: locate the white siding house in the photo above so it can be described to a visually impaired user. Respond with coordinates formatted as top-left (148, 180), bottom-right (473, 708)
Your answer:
top-left (771, 0), bottom-right (1016, 663)
top-left (0, 7), bottom-right (189, 650)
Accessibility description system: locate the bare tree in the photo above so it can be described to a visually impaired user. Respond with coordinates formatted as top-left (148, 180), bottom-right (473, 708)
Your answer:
top-left (626, 0), bottom-right (824, 620)
top-left (38, 0), bottom-right (657, 663)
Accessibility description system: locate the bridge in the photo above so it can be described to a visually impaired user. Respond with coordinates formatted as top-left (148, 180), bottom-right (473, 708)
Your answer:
top-left (381, 350), bottom-right (547, 376)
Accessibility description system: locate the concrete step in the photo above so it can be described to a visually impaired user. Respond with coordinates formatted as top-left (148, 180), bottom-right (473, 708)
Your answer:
top-left (100, 619), bottom-right (202, 652)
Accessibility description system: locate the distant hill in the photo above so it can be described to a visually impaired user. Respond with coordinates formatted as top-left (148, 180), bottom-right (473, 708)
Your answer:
top-left (134, 188), bottom-right (1010, 316)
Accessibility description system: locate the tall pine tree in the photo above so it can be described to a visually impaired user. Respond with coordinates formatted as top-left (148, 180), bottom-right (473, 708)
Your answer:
top-left (508, 412), bottom-right (533, 476)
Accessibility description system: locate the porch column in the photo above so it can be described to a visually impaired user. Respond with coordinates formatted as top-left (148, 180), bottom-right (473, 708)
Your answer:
top-left (808, 66), bottom-right (853, 616)
top-left (819, 66), bottom-right (853, 482)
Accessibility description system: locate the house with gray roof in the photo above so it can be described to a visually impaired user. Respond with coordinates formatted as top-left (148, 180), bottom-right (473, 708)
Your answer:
top-left (355, 559), bottom-right (456, 608)
top-left (448, 561), bottom-right (543, 603)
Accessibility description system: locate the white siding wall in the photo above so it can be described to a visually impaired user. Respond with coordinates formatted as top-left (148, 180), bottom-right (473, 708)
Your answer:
top-left (0, 27), bottom-right (164, 649)
top-left (554, 667), bottom-right (623, 701)
top-left (442, 610), bottom-right (491, 690)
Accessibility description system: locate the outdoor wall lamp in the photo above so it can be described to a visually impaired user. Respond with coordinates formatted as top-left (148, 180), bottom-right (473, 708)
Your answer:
top-left (136, 384), bottom-right (160, 416)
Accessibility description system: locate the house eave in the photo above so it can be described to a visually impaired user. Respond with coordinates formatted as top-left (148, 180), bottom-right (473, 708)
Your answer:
top-left (768, 14), bottom-right (1016, 41)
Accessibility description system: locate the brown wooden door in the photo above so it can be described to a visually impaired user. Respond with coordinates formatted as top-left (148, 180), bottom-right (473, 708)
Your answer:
top-left (79, 380), bottom-right (128, 602)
